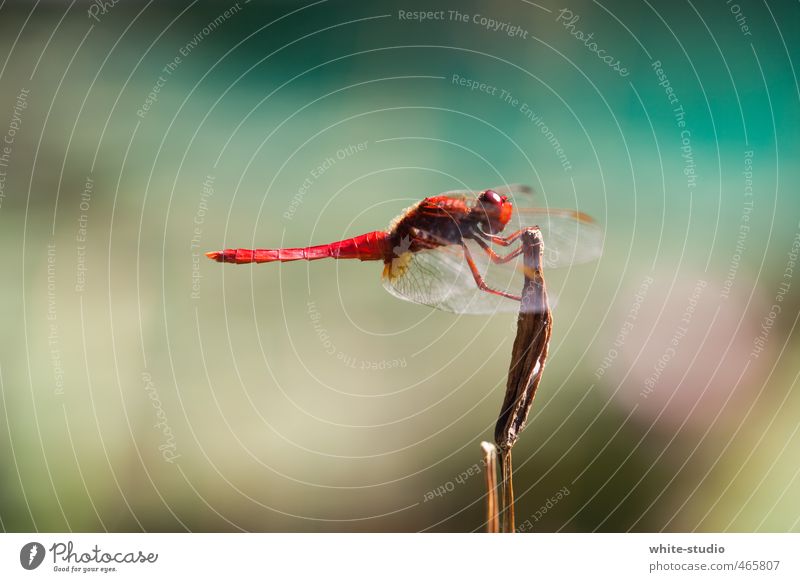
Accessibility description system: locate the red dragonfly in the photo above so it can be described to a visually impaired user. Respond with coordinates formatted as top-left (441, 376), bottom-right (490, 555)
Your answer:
top-left (206, 185), bottom-right (602, 314)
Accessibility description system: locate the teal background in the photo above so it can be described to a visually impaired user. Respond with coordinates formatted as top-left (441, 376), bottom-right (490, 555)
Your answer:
top-left (0, 0), bottom-right (798, 531)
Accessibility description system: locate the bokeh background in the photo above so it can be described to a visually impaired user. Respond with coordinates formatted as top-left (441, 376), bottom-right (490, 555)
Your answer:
top-left (0, 0), bottom-right (798, 532)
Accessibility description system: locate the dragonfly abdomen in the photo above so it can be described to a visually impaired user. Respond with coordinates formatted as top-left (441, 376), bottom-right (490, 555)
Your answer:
top-left (206, 231), bottom-right (389, 264)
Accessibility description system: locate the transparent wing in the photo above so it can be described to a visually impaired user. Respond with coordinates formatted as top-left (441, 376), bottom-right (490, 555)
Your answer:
top-left (437, 183), bottom-right (533, 199)
top-left (506, 207), bottom-right (604, 268)
top-left (381, 245), bottom-right (526, 314)
top-left (380, 184), bottom-right (600, 313)
top-left (435, 185), bottom-right (603, 268)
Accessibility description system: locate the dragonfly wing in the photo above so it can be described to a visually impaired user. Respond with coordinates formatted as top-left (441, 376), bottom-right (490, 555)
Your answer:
top-left (437, 184), bottom-right (534, 200)
top-left (507, 207), bottom-right (604, 268)
top-left (489, 183), bottom-right (534, 197)
top-left (381, 245), bottom-right (523, 314)
top-left (379, 185), bottom-right (599, 313)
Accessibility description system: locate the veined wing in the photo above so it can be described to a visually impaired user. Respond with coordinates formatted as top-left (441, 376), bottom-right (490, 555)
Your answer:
top-left (436, 185), bottom-right (603, 267)
top-left (381, 244), bottom-right (528, 315)
top-left (506, 207), bottom-right (603, 268)
top-left (437, 183), bottom-right (533, 200)
top-left (380, 184), bottom-right (600, 313)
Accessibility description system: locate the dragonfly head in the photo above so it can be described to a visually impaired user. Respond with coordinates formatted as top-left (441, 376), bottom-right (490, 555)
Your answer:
top-left (475, 189), bottom-right (513, 234)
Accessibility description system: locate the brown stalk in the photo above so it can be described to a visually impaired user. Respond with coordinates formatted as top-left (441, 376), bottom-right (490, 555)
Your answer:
top-left (480, 441), bottom-right (500, 533)
top-left (493, 227), bottom-right (553, 533)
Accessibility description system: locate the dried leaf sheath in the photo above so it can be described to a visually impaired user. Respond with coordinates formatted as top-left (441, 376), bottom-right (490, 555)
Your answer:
top-left (494, 228), bottom-right (553, 451)
top-left (481, 442), bottom-right (500, 534)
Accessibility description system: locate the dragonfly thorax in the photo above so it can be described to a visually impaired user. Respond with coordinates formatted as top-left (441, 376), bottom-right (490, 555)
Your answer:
top-left (387, 194), bottom-right (499, 257)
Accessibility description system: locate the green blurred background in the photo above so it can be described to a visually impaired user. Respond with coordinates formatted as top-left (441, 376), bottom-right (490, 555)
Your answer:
top-left (1, 0), bottom-right (798, 532)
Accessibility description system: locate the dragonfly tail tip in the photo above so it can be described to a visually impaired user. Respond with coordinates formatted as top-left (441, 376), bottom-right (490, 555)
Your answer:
top-left (205, 251), bottom-right (221, 262)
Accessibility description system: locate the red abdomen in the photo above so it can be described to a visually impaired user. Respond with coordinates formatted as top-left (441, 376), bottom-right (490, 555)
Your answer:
top-left (207, 231), bottom-right (389, 264)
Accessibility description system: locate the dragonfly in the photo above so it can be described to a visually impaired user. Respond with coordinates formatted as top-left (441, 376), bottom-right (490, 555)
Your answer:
top-left (206, 184), bottom-right (602, 314)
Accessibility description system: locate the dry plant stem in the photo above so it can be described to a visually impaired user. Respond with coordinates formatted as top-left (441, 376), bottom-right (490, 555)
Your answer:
top-left (493, 228), bottom-right (553, 533)
top-left (481, 442), bottom-right (500, 533)
top-left (494, 228), bottom-right (552, 449)
top-left (501, 449), bottom-right (515, 532)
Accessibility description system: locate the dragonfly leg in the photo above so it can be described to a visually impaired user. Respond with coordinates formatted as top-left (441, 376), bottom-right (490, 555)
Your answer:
top-left (478, 227), bottom-right (538, 247)
top-left (461, 242), bottom-right (521, 302)
top-left (469, 236), bottom-right (523, 264)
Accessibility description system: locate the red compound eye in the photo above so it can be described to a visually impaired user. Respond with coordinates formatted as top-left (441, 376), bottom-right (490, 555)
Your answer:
top-left (479, 189), bottom-right (503, 206)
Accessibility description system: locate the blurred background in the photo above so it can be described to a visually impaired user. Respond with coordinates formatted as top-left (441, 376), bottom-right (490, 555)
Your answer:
top-left (0, 0), bottom-right (798, 532)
